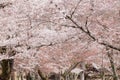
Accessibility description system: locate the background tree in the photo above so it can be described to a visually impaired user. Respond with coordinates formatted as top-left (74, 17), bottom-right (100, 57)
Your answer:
top-left (0, 0), bottom-right (119, 79)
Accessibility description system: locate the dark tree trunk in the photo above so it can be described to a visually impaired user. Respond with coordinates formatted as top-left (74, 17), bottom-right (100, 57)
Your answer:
top-left (0, 59), bottom-right (14, 80)
top-left (38, 70), bottom-right (48, 80)
top-left (106, 48), bottom-right (119, 80)
top-left (26, 72), bottom-right (32, 80)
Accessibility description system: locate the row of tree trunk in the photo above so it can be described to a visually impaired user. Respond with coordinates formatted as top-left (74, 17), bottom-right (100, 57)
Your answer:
top-left (0, 59), bottom-right (118, 80)
top-left (0, 46), bottom-right (119, 80)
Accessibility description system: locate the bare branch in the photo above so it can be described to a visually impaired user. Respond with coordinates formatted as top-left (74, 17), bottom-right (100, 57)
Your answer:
top-left (84, 16), bottom-right (91, 34)
top-left (65, 15), bottom-right (120, 51)
top-left (70, 0), bottom-right (82, 18)
top-left (97, 20), bottom-right (109, 31)
top-left (100, 42), bottom-right (120, 51)
top-left (65, 15), bottom-right (96, 41)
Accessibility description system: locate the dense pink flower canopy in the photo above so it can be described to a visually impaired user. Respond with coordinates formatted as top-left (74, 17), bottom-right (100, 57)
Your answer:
top-left (0, 0), bottom-right (120, 73)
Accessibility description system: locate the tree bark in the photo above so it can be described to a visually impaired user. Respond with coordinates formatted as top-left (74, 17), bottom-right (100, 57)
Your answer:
top-left (63, 62), bottom-right (80, 78)
top-left (106, 48), bottom-right (119, 80)
top-left (38, 69), bottom-right (48, 80)
top-left (0, 59), bottom-right (14, 80)
top-left (80, 61), bottom-right (85, 80)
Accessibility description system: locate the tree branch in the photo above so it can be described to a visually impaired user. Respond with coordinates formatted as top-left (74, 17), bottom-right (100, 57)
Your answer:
top-left (70, 0), bottom-right (82, 18)
top-left (100, 42), bottom-right (120, 51)
top-left (62, 62), bottom-right (80, 77)
top-left (65, 15), bottom-right (96, 41)
top-left (65, 15), bottom-right (120, 51)
top-left (106, 48), bottom-right (119, 80)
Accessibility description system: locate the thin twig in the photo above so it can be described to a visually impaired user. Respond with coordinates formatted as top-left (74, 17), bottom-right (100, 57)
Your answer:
top-left (70, 0), bottom-right (82, 18)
